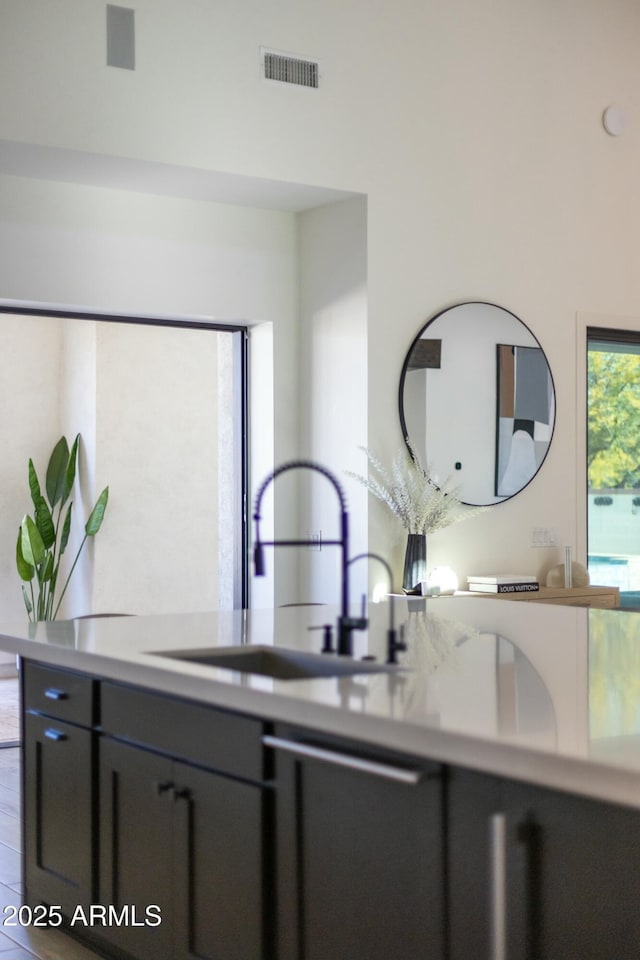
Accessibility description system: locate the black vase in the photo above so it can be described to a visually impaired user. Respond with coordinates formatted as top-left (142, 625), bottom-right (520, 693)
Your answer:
top-left (402, 533), bottom-right (427, 592)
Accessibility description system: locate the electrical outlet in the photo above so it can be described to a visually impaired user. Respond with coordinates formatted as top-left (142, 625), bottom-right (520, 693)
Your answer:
top-left (531, 526), bottom-right (556, 548)
top-left (309, 530), bottom-right (322, 552)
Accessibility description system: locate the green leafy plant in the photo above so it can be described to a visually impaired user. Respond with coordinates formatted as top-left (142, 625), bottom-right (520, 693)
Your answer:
top-left (16, 435), bottom-right (109, 621)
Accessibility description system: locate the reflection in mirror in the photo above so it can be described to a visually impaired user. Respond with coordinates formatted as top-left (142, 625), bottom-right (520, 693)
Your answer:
top-left (399, 302), bottom-right (555, 506)
top-left (0, 311), bottom-right (246, 619)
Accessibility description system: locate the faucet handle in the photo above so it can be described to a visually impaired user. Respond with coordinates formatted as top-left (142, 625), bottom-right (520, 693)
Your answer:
top-left (386, 624), bottom-right (407, 665)
top-left (308, 623), bottom-right (335, 654)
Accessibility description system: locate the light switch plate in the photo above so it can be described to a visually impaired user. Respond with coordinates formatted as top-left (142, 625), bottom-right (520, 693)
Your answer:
top-left (531, 527), bottom-right (556, 548)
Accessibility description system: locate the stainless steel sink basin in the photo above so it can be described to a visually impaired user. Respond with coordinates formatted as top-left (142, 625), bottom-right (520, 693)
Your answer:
top-left (152, 645), bottom-right (398, 680)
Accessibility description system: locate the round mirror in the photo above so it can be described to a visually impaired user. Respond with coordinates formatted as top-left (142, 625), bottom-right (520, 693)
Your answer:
top-left (399, 302), bottom-right (555, 506)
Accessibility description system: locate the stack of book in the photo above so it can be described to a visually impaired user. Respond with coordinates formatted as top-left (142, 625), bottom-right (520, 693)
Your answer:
top-left (466, 574), bottom-right (539, 594)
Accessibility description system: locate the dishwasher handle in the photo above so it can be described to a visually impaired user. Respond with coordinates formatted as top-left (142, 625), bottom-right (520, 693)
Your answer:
top-left (262, 734), bottom-right (423, 785)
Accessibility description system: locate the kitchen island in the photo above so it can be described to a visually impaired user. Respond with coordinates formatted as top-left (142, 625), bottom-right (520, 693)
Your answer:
top-left (2, 597), bottom-right (640, 959)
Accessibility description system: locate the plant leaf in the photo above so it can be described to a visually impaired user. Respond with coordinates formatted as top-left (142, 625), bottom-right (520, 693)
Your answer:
top-left (46, 437), bottom-right (70, 508)
top-left (34, 495), bottom-right (55, 550)
top-left (22, 585), bottom-right (33, 615)
top-left (85, 487), bottom-right (109, 536)
top-left (16, 528), bottom-right (34, 581)
top-left (20, 515), bottom-right (45, 568)
top-left (41, 553), bottom-right (55, 583)
top-left (28, 459), bottom-right (42, 510)
top-left (62, 434), bottom-right (80, 503)
top-left (59, 503), bottom-right (73, 556)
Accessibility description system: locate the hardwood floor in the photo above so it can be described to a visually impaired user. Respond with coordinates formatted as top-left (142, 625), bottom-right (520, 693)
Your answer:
top-left (0, 677), bottom-right (20, 747)
top-left (0, 750), bottom-right (104, 958)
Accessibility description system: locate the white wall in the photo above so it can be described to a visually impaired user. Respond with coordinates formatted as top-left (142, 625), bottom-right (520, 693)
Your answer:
top-left (93, 322), bottom-right (220, 615)
top-left (298, 197), bottom-right (369, 602)
top-left (2, 0), bottom-right (640, 588)
top-left (0, 315), bottom-right (64, 628)
top-left (59, 317), bottom-right (97, 617)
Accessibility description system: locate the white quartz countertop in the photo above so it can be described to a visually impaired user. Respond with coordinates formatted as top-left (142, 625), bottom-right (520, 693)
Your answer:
top-left (2, 597), bottom-right (640, 810)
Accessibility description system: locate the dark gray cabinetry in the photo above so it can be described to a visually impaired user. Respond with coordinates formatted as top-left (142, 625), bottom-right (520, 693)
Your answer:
top-left (448, 766), bottom-right (640, 960)
top-left (22, 657), bottom-right (640, 960)
top-left (22, 661), bottom-right (97, 917)
top-left (98, 682), bottom-right (269, 960)
top-left (267, 726), bottom-right (445, 960)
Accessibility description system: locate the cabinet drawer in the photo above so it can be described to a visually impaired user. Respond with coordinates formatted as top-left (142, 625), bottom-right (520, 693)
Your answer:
top-left (23, 661), bottom-right (95, 727)
top-left (101, 682), bottom-right (265, 781)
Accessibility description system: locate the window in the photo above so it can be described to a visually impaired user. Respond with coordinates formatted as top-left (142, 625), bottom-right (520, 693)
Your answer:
top-left (587, 327), bottom-right (640, 605)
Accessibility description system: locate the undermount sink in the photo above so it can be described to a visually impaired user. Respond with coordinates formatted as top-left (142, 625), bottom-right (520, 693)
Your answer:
top-left (152, 645), bottom-right (399, 681)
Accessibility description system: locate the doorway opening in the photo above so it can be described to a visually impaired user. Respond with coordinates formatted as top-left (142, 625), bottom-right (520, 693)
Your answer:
top-left (0, 306), bottom-right (248, 617)
top-left (587, 327), bottom-right (640, 606)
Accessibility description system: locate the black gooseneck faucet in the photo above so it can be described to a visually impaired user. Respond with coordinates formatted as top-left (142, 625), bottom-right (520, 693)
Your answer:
top-left (347, 552), bottom-right (406, 664)
top-left (253, 460), bottom-right (366, 656)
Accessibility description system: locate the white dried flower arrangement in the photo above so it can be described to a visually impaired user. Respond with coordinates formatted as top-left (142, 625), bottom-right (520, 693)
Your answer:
top-left (346, 446), bottom-right (485, 535)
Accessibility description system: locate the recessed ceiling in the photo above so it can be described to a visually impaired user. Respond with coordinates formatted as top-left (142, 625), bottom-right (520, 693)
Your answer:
top-left (0, 139), bottom-right (359, 213)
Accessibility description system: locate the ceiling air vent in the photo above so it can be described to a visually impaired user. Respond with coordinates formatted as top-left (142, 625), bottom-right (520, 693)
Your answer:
top-left (261, 48), bottom-right (319, 89)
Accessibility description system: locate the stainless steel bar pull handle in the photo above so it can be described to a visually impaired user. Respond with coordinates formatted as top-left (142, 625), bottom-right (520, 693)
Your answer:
top-left (489, 812), bottom-right (507, 960)
top-left (45, 688), bottom-right (68, 701)
top-left (262, 734), bottom-right (423, 785)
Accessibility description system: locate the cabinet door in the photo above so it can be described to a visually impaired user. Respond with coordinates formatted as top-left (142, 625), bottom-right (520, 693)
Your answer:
top-left (23, 712), bottom-right (94, 916)
top-left (448, 767), bottom-right (640, 960)
top-left (447, 766), bottom-right (505, 960)
top-left (271, 732), bottom-right (444, 960)
top-left (172, 761), bottom-right (268, 960)
top-left (99, 737), bottom-right (175, 960)
top-left (505, 779), bottom-right (640, 960)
